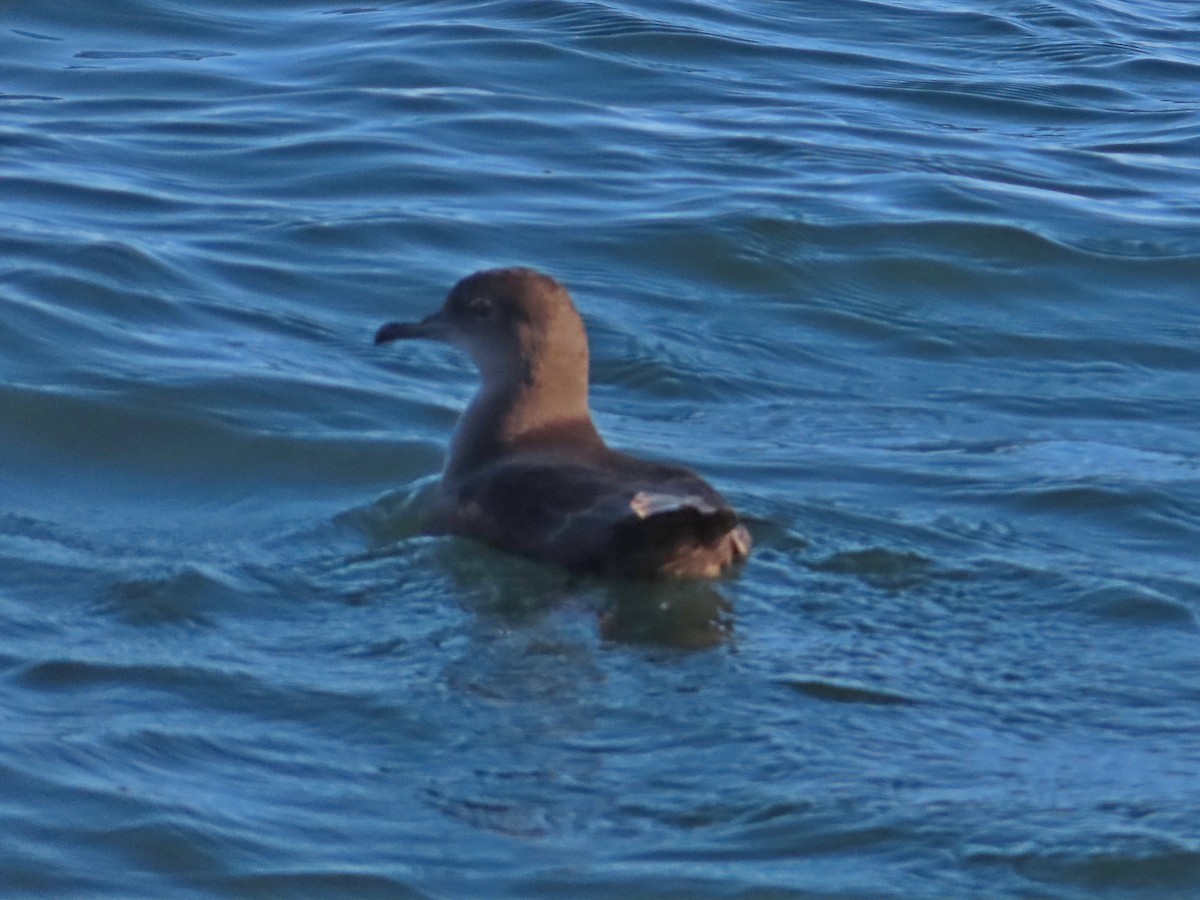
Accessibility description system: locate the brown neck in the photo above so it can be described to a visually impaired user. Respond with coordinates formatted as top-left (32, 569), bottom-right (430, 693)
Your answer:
top-left (444, 354), bottom-right (604, 482)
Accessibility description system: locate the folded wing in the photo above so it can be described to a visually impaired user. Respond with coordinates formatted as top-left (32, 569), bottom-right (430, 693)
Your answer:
top-left (434, 455), bottom-right (750, 579)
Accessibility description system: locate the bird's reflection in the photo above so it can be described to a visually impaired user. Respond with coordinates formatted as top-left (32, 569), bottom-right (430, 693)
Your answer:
top-left (598, 580), bottom-right (732, 649)
top-left (432, 538), bottom-right (734, 649)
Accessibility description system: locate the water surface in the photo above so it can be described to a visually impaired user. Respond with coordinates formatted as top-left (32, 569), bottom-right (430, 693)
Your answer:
top-left (3, 1), bottom-right (1200, 897)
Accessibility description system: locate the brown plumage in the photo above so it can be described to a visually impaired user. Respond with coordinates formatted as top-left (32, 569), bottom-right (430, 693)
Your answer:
top-left (374, 267), bottom-right (751, 579)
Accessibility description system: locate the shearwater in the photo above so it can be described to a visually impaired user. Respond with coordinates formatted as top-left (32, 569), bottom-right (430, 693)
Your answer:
top-left (375, 267), bottom-right (750, 579)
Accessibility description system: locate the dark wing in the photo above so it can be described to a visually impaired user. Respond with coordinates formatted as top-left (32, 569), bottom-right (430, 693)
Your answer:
top-left (434, 453), bottom-right (749, 578)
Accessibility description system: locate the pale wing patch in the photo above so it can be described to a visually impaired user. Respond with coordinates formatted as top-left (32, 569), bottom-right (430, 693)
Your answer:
top-left (629, 491), bottom-right (715, 519)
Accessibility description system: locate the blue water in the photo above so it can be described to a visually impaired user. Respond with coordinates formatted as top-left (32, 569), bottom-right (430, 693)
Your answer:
top-left (3, 1), bottom-right (1200, 897)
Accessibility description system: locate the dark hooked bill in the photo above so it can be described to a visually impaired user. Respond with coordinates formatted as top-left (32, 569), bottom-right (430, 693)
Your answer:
top-left (374, 311), bottom-right (447, 345)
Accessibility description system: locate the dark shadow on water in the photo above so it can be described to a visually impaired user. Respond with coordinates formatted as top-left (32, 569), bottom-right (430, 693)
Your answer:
top-left (434, 538), bottom-right (736, 650)
top-left (597, 580), bottom-right (733, 650)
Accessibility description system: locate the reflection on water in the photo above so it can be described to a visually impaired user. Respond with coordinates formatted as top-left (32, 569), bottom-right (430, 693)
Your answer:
top-left (599, 581), bottom-right (733, 649)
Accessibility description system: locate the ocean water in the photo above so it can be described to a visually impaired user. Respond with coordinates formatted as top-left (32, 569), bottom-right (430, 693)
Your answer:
top-left (3, 1), bottom-right (1200, 897)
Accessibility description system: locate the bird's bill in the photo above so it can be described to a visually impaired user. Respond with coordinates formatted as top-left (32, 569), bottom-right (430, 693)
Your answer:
top-left (374, 311), bottom-right (450, 345)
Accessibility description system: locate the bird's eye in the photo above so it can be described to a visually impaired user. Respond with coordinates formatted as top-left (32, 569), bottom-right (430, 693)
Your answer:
top-left (467, 296), bottom-right (494, 318)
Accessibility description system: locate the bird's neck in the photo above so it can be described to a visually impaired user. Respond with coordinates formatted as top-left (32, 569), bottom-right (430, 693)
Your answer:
top-left (444, 354), bottom-right (604, 482)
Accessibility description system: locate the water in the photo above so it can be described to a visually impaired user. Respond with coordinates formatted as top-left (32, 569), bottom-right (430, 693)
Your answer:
top-left (3, 1), bottom-right (1200, 896)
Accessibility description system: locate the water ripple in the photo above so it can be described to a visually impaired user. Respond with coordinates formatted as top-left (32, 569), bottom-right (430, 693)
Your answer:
top-left (3, 0), bottom-right (1200, 897)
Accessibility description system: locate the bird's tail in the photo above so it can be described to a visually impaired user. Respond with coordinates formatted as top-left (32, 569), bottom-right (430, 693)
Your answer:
top-left (608, 491), bottom-right (750, 579)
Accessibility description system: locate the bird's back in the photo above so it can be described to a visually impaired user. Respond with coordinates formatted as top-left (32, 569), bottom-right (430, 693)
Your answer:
top-left (430, 448), bottom-right (750, 580)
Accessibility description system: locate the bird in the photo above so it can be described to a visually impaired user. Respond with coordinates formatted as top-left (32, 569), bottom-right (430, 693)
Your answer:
top-left (374, 267), bottom-right (750, 580)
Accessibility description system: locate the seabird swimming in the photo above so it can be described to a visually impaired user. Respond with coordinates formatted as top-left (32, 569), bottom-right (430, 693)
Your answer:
top-left (374, 267), bottom-right (751, 579)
